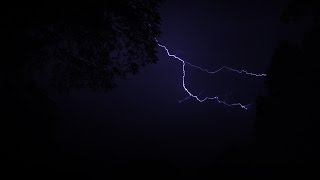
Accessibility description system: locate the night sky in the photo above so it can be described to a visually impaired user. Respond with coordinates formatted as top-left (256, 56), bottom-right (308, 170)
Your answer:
top-left (5, 0), bottom-right (319, 179)
top-left (50, 0), bottom-right (283, 172)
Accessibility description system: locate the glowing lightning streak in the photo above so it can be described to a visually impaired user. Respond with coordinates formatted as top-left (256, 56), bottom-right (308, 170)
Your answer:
top-left (155, 39), bottom-right (267, 110)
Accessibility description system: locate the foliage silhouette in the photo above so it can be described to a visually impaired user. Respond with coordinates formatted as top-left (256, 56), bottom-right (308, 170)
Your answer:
top-left (3, 0), bottom-right (162, 92)
top-left (255, 0), bottom-right (320, 177)
top-left (2, 1), bottom-right (162, 178)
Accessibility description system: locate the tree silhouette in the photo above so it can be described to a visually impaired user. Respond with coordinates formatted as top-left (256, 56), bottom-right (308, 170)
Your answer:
top-left (2, 1), bottom-right (162, 178)
top-left (3, 0), bottom-right (162, 92)
top-left (255, 0), bottom-right (320, 177)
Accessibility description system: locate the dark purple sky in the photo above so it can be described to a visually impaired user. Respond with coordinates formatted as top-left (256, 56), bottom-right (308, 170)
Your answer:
top-left (50, 0), bottom-right (292, 169)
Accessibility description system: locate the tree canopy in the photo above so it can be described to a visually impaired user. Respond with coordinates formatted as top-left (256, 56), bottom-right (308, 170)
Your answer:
top-left (255, 0), bottom-right (320, 177)
top-left (3, 0), bottom-right (162, 92)
top-left (2, 1), bottom-right (162, 177)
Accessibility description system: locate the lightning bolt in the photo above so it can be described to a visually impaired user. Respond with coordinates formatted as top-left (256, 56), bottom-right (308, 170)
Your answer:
top-left (155, 39), bottom-right (267, 110)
